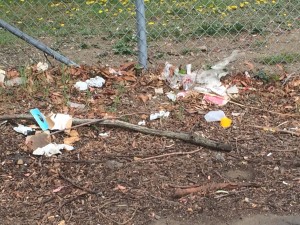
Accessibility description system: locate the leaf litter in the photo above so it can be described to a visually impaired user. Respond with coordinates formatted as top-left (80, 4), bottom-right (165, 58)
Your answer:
top-left (0, 59), bottom-right (299, 224)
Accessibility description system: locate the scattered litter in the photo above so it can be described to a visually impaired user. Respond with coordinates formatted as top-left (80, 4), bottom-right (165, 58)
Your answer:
top-left (30, 108), bottom-right (49, 131)
top-left (204, 110), bottom-right (232, 128)
top-left (204, 110), bottom-right (226, 122)
top-left (26, 132), bottom-right (51, 150)
top-left (67, 101), bottom-right (85, 109)
top-left (161, 50), bottom-right (242, 104)
top-left (37, 62), bottom-right (49, 72)
top-left (282, 181), bottom-right (289, 185)
top-left (226, 85), bottom-right (239, 94)
top-left (203, 94), bottom-right (229, 106)
top-left (155, 88), bottom-right (164, 94)
top-left (74, 76), bottom-right (105, 91)
top-left (267, 152), bottom-right (272, 157)
top-left (32, 143), bottom-right (74, 157)
top-left (5, 77), bottom-right (25, 87)
top-left (0, 69), bottom-right (5, 85)
top-left (46, 113), bottom-right (72, 131)
top-left (13, 124), bottom-right (34, 135)
top-left (220, 117), bottom-right (232, 128)
top-left (177, 91), bottom-right (187, 98)
top-left (109, 67), bottom-right (122, 76)
top-left (99, 132), bottom-right (110, 137)
top-left (86, 76), bottom-right (105, 88)
top-left (138, 120), bottom-right (146, 126)
top-left (150, 110), bottom-right (170, 120)
top-left (166, 91), bottom-right (177, 102)
top-left (74, 81), bottom-right (88, 91)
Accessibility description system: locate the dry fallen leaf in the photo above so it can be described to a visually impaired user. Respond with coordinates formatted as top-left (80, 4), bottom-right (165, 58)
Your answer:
top-left (138, 94), bottom-right (149, 103)
top-left (64, 130), bottom-right (80, 145)
top-left (6, 68), bottom-right (20, 78)
top-left (52, 186), bottom-right (65, 193)
top-left (244, 61), bottom-right (255, 70)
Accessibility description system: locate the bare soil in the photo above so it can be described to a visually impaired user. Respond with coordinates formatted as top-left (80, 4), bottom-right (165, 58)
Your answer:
top-left (0, 30), bottom-right (300, 225)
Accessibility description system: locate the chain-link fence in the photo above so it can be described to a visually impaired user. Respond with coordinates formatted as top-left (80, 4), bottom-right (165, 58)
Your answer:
top-left (1, 0), bottom-right (300, 72)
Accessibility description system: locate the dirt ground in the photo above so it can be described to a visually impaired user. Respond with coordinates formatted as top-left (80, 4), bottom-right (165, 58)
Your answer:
top-left (0, 30), bottom-right (300, 225)
top-left (1, 28), bottom-right (300, 72)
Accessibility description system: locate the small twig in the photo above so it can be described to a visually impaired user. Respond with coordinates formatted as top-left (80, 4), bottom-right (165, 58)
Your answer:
top-left (250, 125), bottom-right (300, 136)
top-left (282, 72), bottom-right (297, 86)
top-left (43, 52), bottom-right (54, 67)
top-left (57, 193), bottom-right (88, 212)
top-left (272, 149), bottom-right (299, 152)
top-left (59, 171), bottom-right (100, 194)
top-left (0, 120), bottom-right (7, 126)
top-left (97, 200), bottom-right (137, 225)
top-left (168, 184), bottom-right (200, 189)
top-left (57, 159), bottom-right (104, 164)
top-left (138, 148), bottom-right (202, 161)
top-left (230, 100), bottom-right (300, 117)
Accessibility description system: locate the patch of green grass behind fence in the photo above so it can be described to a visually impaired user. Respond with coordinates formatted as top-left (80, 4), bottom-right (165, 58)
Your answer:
top-left (0, 0), bottom-right (299, 52)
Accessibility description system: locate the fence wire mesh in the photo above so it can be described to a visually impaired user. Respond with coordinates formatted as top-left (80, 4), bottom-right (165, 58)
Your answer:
top-left (1, 0), bottom-right (300, 72)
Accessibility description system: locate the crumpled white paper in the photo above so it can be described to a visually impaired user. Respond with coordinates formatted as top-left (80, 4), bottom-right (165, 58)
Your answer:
top-left (74, 81), bottom-right (88, 91)
top-left (33, 143), bottom-right (74, 157)
top-left (86, 76), bottom-right (105, 88)
top-left (13, 124), bottom-right (34, 135)
top-left (37, 62), bottom-right (49, 72)
top-left (150, 110), bottom-right (170, 120)
top-left (74, 76), bottom-right (105, 91)
top-left (166, 91), bottom-right (177, 102)
top-left (138, 120), bottom-right (146, 126)
top-left (49, 113), bottom-right (72, 130)
top-left (0, 69), bottom-right (5, 84)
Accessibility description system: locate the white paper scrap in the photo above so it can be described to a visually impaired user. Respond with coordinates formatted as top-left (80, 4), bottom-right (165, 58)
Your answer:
top-left (150, 110), bottom-right (170, 120)
top-left (86, 76), bottom-right (105, 88)
top-left (13, 124), bottom-right (34, 135)
top-left (33, 143), bottom-right (74, 157)
top-left (74, 81), bottom-right (88, 91)
top-left (50, 114), bottom-right (72, 130)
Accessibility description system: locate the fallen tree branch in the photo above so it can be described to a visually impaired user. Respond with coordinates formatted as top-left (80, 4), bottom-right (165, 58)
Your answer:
top-left (173, 182), bottom-right (259, 198)
top-left (0, 114), bottom-right (232, 152)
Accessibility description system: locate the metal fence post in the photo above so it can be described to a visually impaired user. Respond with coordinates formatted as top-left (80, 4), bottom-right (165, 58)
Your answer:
top-left (135, 0), bottom-right (147, 69)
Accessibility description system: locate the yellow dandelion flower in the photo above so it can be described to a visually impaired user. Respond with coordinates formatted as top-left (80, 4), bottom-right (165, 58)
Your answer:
top-left (227, 5), bottom-right (238, 10)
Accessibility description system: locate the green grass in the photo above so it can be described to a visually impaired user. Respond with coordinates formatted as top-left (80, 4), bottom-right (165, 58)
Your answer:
top-left (0, 0), bottom-right (300, 55)
top-left (258, 53), bottom-right (300, 65)
top-left (0, 30), bottom-right (20, 45)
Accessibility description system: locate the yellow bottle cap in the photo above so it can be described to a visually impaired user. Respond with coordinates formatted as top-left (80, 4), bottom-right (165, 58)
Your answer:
top-left (220, 117), bottom-right (232, 128)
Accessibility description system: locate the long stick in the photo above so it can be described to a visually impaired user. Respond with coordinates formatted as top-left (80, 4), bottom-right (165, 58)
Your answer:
top-left (0, 114), bottom-right (232, 152)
